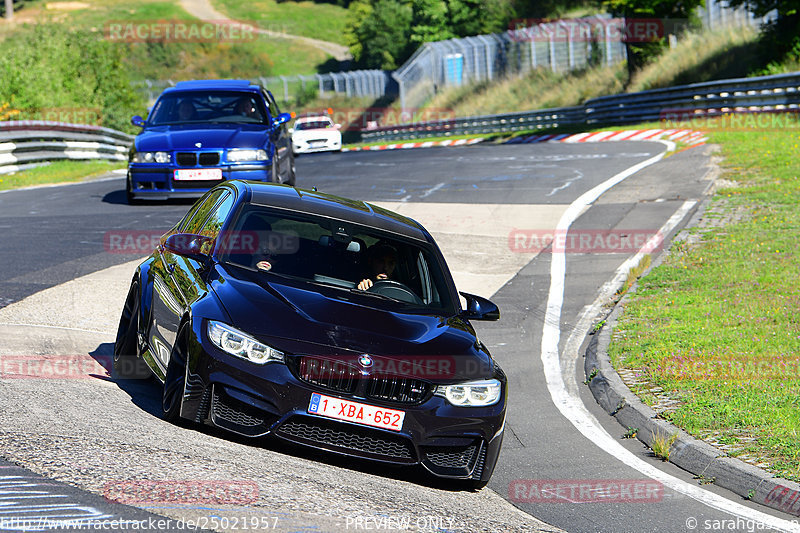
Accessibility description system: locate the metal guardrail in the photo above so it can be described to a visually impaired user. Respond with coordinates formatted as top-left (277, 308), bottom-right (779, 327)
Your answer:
top-left (359, 71), bottom-right (800, 143)
top-left (0, 121), bottom-right (134, 175)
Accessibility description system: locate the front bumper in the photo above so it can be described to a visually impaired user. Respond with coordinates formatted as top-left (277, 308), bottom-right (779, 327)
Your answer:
top-left (180, 323), bottom-right (506, 481)
top-left (128, 163), bottom-right (270, 199)
top-left (292, 136), bottom-right (342, 154)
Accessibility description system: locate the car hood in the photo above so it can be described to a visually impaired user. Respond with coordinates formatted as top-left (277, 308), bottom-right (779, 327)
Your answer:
top-left (136, 124), bottom-right (271, 151)
top-left (210, 266), bottom-right (493, 382)
top-left (293, 129), bottom-right (340, 140)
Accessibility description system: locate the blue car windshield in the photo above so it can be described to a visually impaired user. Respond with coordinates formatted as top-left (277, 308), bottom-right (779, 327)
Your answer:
top-left (148, 91), bottom-right (269, 125)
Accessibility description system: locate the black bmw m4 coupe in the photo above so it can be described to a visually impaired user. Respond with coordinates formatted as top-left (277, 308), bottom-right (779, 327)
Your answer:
top-left (113, 179), bottom-right (506, 488)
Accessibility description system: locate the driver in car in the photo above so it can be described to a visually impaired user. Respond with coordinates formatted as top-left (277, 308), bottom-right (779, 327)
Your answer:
top-left (357, 243), bottom-right (397, 291)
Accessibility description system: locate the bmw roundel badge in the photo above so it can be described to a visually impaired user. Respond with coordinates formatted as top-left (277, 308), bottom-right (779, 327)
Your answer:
top-left (358, 354), bottom-right (373, 368)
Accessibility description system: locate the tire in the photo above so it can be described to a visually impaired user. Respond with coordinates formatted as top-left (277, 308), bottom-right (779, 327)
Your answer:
top-left (112, 282), bottom-right (149, 379)
top-left (126, 174), bottom-right (141, 205)
top-left (269, 161), bottom-right (279, 183)
top-left (162, 323), bottom-right (189, 423)
top-left (287, 154), bottom-right (296, 186)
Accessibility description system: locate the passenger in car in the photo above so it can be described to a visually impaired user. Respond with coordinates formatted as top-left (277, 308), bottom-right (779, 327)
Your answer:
top-left (357, 243), bottom-right (398, 290)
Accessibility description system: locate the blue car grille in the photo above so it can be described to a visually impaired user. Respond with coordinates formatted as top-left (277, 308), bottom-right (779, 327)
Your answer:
top-left (176, 152), bottom-right (196, 166)
top-left (175, 152), bottom-right (220, 167)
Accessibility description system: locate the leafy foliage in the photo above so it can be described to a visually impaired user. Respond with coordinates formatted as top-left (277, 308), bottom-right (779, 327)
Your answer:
top-left (0, 24), bottom-right (145, 132)
top-left (346, 0), bottom-right (413, 69)
top-left (603, 0), bottom-right (705, 73)
top-left (346, 0), bottom-right (514, 69)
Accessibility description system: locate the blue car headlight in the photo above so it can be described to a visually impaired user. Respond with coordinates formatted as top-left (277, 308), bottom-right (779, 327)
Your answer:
top-left (434, 379), bottom-right (502, 407)
top-left (132, 151), bottom-right (170, 164)
top-left (207, 321), bottom-right (284, 364)
top-left (227, 149), bottom-right (268, 162)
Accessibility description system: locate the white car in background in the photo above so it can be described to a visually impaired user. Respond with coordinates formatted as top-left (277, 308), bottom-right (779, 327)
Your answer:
top-left (291, 116), bottom-right (342, 154)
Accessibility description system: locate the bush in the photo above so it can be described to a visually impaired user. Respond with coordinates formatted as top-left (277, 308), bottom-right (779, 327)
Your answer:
top-left (0, 24), bottom-right (145, 132)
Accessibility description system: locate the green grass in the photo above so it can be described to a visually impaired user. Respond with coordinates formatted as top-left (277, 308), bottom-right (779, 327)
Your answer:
top-left (1, 0), bottom-right (333, 79)
top-left (0, 160), bottom-right (125, 191)
top-left (417, 25), bottom-right (768, 118)
top-left (422, 62), bottom-right (628, 117)
top-left (210, 0), bottom-right (349, 46)
top-left (608, 117), bottom-right (800, 480)
top-left (627, 26), bottom-right (761, 92)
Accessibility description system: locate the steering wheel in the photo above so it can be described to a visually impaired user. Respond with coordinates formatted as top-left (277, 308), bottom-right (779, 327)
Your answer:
top-left (367, 280), bottom-right (423, 304)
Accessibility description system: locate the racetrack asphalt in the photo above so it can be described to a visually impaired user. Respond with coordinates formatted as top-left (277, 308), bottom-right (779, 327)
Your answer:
top-left (0, 142), bottom-right (797, 532)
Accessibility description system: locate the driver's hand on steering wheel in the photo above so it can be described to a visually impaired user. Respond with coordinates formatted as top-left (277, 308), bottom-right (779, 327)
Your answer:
top-left (357, 273), bottom-right (387, 291)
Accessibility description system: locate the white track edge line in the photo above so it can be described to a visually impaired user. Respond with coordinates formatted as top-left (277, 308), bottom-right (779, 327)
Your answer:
top-left (539, 143), bottom-right (800, 531)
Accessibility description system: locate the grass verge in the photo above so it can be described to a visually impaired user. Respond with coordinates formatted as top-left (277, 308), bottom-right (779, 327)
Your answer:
top-left (210, 0), bottom-right (349, 46)
top-left (608, 117), bottom-right (800, 480)
top-left (0, 160), bottom-right (125, 191)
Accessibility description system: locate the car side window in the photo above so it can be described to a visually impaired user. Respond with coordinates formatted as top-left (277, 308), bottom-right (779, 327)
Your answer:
top-left (263, 90), bottom-right (280, 120)
top-left (181, 190), bottom-right (226, 234)
top-left (199, 192), bottom-right (235, 240)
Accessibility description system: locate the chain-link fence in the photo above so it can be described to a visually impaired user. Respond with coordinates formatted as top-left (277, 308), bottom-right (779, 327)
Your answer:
top-left (134, 4), bottom-right (775, 111)
top-left (698, 0), bottom-right (771, 30)
top-left (134, 71), bottom-right (397, 107)
top-left (393, 16), bottom-right (629, 110)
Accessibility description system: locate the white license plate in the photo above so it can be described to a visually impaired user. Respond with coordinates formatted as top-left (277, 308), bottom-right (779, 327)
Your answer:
top-left (174, 168), bottom-right (222, 181)
top-left (308, 393), bottom-right (405, 432)
top-left (309, 141), bottom-right (326, 148)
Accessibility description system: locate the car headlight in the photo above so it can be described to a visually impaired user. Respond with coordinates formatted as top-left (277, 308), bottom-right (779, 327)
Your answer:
top-left (434, 379), bottom-right (502, 407)
top-left (227, 149), bottom-right (268, 162)
top-left (207, 321), bottom-right (283, 364)
top-left (132, 151), bottom-right (170, 163)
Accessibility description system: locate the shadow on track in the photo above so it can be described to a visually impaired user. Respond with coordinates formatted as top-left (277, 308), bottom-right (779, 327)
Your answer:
top-left (94, 341), bottom-right (476, 493)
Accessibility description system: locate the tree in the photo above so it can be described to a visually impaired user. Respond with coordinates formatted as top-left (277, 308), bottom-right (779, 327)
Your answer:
top-left (345, 0), bottom-right (413, 69)
top-left (410, 0), bottom-right (454, 45)
top-left (724, 0), bottom-right (799, 59)
top-left (603, 0), bottom-right (704, 76)
top-left (345, 0), bottom-right (516, 69)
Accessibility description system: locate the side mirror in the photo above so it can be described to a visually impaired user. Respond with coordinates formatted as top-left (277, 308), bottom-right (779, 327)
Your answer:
top-left (131, 115), bottom-right (146, 128)
top-left (288, 127), bottom-right (294, 135)
top-left (273, 113), bottom-right (291, 127)
top-left (334, 123), bottom-right (342, 130)
top-left (460, 292), bottom-right (500, 321)
top-left (164, 233), bottom-right (213, 262)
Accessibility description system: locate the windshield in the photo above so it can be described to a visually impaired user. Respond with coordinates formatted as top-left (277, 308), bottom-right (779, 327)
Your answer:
top-left (148, 91), bottom-right (268, 125)
top-left (295, 120), bottom-right (333, 130)
top-left (220, 205), bottom-right (456, 314)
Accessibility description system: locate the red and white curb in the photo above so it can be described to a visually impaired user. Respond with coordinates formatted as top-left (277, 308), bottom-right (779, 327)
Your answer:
top-left (343, 137), bottom-right (485, 152)
top-left (506, 128), bottom-right (707, 147)
top-left (342, 129), bottom-right (708, 153)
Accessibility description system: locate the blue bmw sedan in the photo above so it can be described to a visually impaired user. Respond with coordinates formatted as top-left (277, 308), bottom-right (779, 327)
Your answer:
top-left (126, 80), bottom-right (295, 203)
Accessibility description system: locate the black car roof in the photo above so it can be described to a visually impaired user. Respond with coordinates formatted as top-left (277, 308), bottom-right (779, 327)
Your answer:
top-left (234, 181), bottom-right (430, 242)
